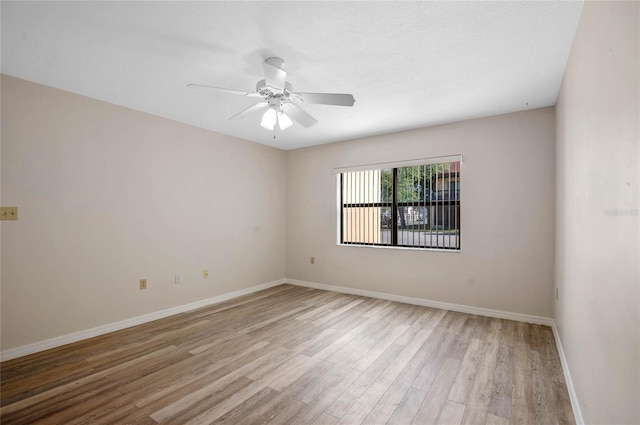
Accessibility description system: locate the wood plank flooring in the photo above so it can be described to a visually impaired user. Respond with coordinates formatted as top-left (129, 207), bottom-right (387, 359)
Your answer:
top-left (0, 284), bottom-right (575, 424)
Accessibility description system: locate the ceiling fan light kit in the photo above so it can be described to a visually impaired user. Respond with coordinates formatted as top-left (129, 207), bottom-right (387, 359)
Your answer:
top-left (277, 110), bottom-right (293, 130)
top-left (260, 106), bottom-right (277, 130)
top-left (189, 57), bottom-right (355, 135)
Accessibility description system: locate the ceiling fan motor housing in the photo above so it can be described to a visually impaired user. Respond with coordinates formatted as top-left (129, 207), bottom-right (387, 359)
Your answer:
top-left (256, 79), bottom-right (293, 99)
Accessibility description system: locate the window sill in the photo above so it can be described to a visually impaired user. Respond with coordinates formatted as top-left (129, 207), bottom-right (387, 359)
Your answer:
top-left (336, 243), bottom-right (461, 253)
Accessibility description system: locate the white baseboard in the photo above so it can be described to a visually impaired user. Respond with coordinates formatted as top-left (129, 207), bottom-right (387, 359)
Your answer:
top-left (551, 322), bottom-right (585, 425)
top-left (0, 278), bottom-right (285, 362)
top-left (286, 278), bottom-right (554, 326)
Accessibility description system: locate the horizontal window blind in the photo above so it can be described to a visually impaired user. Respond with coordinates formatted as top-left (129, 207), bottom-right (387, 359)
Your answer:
top-left (338, 157), bottom-right (461, 251)
top-left (333, 154), bottom-right (462, 175)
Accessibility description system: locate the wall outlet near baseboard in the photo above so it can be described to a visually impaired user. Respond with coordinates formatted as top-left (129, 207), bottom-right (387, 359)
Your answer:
top-left (203, 269), bottom-right (209, 279)
top-left (139, 278), bottom-right (147, 290)
top-left (174, 274), bottom-right (183, 284)
top-left (310, 256), bottom-right (315, 264)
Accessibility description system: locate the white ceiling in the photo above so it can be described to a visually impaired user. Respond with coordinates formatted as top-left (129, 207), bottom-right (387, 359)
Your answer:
top-left (1, 1), bottom-right (583, 150)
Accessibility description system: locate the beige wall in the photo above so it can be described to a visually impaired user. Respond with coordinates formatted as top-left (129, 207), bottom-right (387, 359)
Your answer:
top-left (555, 2), bottom-right (639, 424)
top-left (286, 107), bottom-right (556, 317)
top-left (0, 75), bottom-right (286, 350)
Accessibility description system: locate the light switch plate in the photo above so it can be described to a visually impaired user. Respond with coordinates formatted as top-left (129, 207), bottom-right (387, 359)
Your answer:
top-left (0, 207), bottom-right (18, 220)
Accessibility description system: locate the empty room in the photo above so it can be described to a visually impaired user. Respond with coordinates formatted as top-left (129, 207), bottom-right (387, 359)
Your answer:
top-left (0, 1), bottom-right (638, 424)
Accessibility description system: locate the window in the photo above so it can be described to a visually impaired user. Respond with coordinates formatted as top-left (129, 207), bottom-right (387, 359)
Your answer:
top-left (337, 157), bottom-right (461, 250)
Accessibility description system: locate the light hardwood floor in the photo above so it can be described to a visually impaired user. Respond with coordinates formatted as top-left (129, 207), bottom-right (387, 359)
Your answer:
top-left (0, 284), bottom-right (575, 425)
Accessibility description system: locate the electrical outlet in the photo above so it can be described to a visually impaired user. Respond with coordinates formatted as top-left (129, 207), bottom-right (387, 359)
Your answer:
top-left (139, 278), bottom-right (147, 290)
top-left (310, 256), bottom-right (315, 264)
top-left (174, 274), bottom-right (183, 284)
top-left (203, 269), bottom-right (209, 279)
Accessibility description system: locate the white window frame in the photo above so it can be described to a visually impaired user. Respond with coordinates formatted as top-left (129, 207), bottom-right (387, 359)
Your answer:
top-left (335, 155), bottom-right (462, 251)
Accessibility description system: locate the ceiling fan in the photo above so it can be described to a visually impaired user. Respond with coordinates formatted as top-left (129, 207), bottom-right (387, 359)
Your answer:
top-left (188, 57), bottom-right (355, 133)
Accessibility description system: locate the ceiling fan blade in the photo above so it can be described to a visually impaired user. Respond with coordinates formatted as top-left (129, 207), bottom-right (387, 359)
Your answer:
top-left (188, 83), bottom-right (262, 97)
top-left (290, 92), bottom-right (355, 107)
top-left (283, 103), bottom-right (318, 128)
top-left (228, 102), bottom-right (269, 120)
top-left (262, 58), bottom-right (287, 92)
